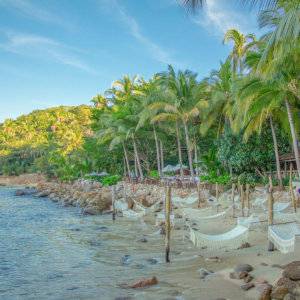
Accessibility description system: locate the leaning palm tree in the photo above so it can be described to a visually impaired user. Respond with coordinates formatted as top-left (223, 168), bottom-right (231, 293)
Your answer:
top-left (223, 29), bottom-right (256, 74)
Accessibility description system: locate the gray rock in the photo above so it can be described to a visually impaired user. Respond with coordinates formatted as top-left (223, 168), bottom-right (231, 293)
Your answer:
top-left (83, 207), bottom-right (98, 215)
top-left (198, 268), bottom-right (213, 279)
top-left (241, 283), bottom-right (255, 291)
top-left (121, 255), bottom-right (131, 265)
top-left (234, 264), bottom-right (253, 273)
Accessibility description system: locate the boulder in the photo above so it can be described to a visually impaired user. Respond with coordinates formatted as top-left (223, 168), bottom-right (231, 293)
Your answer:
top-left (276, 277), bottom-right (297, 292)
top-left (15, 189), bottom-right (26, 196)
top-left (234, 264), bottom-right (253, 273)
top-left (282, 261), bottom-right (300, 281)
top-left (129, 276), bottom-right (158, 288)
top-left (83, 206), bottom-right (99, 215)
top-left (257, 283), bottom-right (272, 300)
top-left (271, 286), bottom-right (289, 300)
top-left (241, 282), bottom-right (255, 291)
top-left (198, 268), bottom-right (213, 279)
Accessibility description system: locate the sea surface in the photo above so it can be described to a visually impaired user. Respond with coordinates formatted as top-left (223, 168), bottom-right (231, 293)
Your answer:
top-left (0, 187), bottom-right (198, 300)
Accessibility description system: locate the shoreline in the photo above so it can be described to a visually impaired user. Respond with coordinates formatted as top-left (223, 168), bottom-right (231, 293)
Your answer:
top-left (1, 174), bottom-right (300, 299)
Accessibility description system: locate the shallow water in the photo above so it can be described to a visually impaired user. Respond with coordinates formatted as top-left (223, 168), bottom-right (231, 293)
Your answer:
top-left (0, 187), bottom-right (202, 300)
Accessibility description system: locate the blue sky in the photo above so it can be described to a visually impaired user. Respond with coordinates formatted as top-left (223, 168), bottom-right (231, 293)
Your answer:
top-left (0, 0), bottom-right (260, 122)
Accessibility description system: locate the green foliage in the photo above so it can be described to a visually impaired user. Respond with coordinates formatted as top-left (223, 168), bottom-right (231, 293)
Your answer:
top-left (200, 171), bottom-right (231, 184)
top-left (149, 170), bottom-right (160, 179)
top-left (100, 175), bottom-right (122, 186)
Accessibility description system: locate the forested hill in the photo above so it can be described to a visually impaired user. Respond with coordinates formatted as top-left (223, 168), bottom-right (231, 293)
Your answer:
top-left (0, 105), bottom-right (93, 179)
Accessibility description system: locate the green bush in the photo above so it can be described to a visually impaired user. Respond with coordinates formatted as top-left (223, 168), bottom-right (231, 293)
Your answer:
top-left (149, 170), bottom-right (159, 179)
top-left (200, 171), bottom-right (231, 185)
top-left (100, 175), bottom-right (121, 186)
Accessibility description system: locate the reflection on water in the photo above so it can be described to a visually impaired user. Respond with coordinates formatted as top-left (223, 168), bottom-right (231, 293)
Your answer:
top-left (0, 187), bottom-right (198, 300)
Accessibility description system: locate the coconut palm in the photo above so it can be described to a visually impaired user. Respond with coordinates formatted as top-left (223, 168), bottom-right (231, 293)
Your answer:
top-left (223, 29), bottom-right (256, 74)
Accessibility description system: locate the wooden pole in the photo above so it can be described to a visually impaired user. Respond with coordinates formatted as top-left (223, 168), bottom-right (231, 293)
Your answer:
top-left (240, 184), bottom-right (245, 217)
top-left (231, 183), bottom-right (236, 218)
top-left (197, 182), bottom-right (202, 208)
top-left (111, 185), bottom-right (116, 221)
top-left (245, 183), bottom-right (250, 217)
top-left (165, 185), bottom-right (171, 263)
top-left (289, 164), bottom-right (297, 213)
top-left (268, 176), bottom-right (275, 251)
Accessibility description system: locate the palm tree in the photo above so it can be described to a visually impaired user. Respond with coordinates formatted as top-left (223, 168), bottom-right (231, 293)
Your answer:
top-left (223, 29), bottom-right (256, 74)
top-left (182, 1), bottom-right (282, 11)
top-left (150, 66), bottom-right (207, 177)
top-left (200, 59), bottom-right (235, 136)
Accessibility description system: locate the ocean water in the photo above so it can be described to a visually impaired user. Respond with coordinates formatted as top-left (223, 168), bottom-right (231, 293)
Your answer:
top-left (0, 187), bottom-right (196, 300)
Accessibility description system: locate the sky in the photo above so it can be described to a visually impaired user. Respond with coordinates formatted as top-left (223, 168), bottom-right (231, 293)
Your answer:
top-left (0, 0), bottom-right (261, 122)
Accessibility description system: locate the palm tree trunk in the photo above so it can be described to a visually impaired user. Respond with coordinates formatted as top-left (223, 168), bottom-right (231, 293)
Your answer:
top-left (285, 99), bottom-right (300, 178)
top-left (134, 156), bottom-right (138, 178)
top-left (176, 121), bottom-right (184, 177)
top-left (269, 117), bottom-right (283, 190)
top-left (183, 121), bottom-right (194, 177)
top-left (132, 136), bottom-right (144, 181)
top-left (122, 142), bottom-right (131, 179)
top-left (194, 143), bottom-right (199, 176)
top-left (153, 125), bottom-right (161, 177)
top-left (160, 140), bottom-right (164, 173)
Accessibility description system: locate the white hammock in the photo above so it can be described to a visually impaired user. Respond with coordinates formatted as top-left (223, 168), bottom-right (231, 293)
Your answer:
top-left (274, 202), bottom-right (290, 212)
top-left (173, 194), bottom-right (198, 207)
top-left (268, 222), bottom-right (300, 254)
top-left (182, 206), bottom-right (232, 222)
top-left (189, 225), bottom-right (249, 250)
top-left (237, 214), bottom-right (260, 228)
top-left (122, 209), bottom-right (145, 219)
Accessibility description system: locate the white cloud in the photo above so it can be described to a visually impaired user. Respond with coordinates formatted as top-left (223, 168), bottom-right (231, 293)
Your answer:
top-left (98, 0), bottom-right (185, 68)
top-left (0, 31), bottom-right (97, 74)
top-left (194, 0), bottom-right (257, 37)
top-left (0, 0), bottom-right (72, 29)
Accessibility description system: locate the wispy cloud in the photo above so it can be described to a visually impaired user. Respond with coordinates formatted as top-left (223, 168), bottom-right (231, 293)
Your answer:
top-left (0, 30), bottom-right (97, 74)
top-left (0, 0), bottom-right (72, 30)
top-left (193, 0), bottom-right (257, 37)
top-left (98, 0), bottom-right (185, 68)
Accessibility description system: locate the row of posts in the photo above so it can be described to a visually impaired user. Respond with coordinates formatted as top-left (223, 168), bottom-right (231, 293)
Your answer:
top-left (110, 171), bottom-right (298, 262)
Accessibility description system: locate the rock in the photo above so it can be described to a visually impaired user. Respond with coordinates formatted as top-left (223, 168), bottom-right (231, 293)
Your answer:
top-left (238, 271), bottom-right (249, 279)
top-left (282, 261), bottom-right (300, 281)
top-left (83, 207), bottom-right (98, 215)
top-left (120, 255), bottom-right (131, 265)
top-left (256, 278), bottom-right (269, 284)
top-left (271, 286), bottom-right (289, 299)
top-left (244, 275), bottom-right (253, 283)
top-left (198, 268), bottom-right (213, 279)
top-left (229, 272), bottom-right (238, 279)
top-left (238, 242), bottom-right (251, 249)
top-left (261, 262), bottom-right (268, 266)
top-left (15, 189), bottom-right (26, 196)
top-left (146, 258), bottom-right (158, 265)
top-left (283, 294), bottom-right (296, 300)
top-left (241, 283), bottom-right (255, 291)
top-left (205, 256), bottom-right (221, 263)
top-left (129, 276), bottom-right (158, 288)
top-left (275, 277), bottom-right (297, 292)
top-left (36, 190), bottom-right (50, 197)
top-left (257, 283), bottom-right (272, 300)
top-left (137, 237), bottom-right (148, 243)
top-left (234, 264), bottom-right (253, 273)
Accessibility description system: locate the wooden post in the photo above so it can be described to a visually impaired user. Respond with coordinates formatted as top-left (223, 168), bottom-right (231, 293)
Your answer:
top-left (240, 184), bottom-right (245, 217)
top-left (231, 183), bottom-right (236, 218)
top-left (165, 185), bottom-right (171, 263)
top-left (289, 164), bottom-right (297, 213)
top-left (197, 182), bottom-right (202, 208)
top-left (268, 176), bottom-right (275, 251)
top-left (111, 185), bottom-right (116, 221)
top-left (245, 184), bottom-right (250, 217)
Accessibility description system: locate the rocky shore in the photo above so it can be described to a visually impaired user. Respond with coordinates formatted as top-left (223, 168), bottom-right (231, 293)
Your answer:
top-left (8, 175), bottom-right (166, 216)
